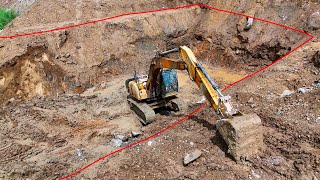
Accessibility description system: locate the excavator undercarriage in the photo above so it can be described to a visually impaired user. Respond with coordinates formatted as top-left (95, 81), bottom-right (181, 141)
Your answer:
top-left (125, 46), bottom-right (264, 161)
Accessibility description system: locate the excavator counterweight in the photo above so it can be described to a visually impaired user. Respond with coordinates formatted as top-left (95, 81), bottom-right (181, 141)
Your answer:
top-left (125, 46), bottom-right (264, 161)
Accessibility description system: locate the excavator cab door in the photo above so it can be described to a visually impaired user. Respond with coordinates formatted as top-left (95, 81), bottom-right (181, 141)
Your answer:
top-left (160, 69), bottom-right (178, 98)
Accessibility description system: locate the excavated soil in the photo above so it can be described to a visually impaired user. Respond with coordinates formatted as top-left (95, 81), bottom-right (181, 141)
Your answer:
top-left (0, 0), bottom-right (319, 179)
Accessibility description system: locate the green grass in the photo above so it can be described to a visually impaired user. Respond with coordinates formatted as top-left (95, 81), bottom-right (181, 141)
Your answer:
top-left (0, 8), bottom-right (18, 30)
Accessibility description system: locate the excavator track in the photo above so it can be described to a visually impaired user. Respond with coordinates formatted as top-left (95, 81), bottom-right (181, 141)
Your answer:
top-left (127, 97), bottom-right (156, 125)
top-left (216, 113), bottom-right (264, 162)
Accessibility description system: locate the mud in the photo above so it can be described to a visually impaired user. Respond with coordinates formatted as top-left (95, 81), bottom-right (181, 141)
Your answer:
top-left (0, 0), bottom-right (319, 179)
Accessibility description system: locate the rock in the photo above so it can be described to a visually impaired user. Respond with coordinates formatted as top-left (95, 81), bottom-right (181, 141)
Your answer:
top-left (131, 131), bottom-right (142, 137)
top-left (316, 117), bottom-right (320, 124)
top-left (114, 133), bottom-right (128, 142)
top-left (58, 31), bottom-right (68, 48)
top-left (244, 17), bottom-right (254, 30)
top-left (314, 80), bottom-right (320, 88)
top-left (251, 170), bottom-right (261, 179)
top-left (248, 97), bottom-right (254, 103)
top-left (147, 141), bottom-right (154, 146)
top-left (298, 88), bottom-right (307, 94)
top-left (280, 90), bottom-right (294, 97)
top-left (308, 12), bottom-right (320, 30)
top-left (75, 149), bottom-right (85, 160)
top-left (190, 142), bottom-right (194, 146)
top-left (196, 96), bottom-right (206, 104)
top-left (110, 139), bottom-right (122, 147)
top-left (183, 149), bottom-right (202, 165)
top-left (206, 38), bottom-right (213, 44)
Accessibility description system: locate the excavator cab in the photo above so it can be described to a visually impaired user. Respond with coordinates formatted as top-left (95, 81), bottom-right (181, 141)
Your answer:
top-left (159, 69), bottom-right (179, 98)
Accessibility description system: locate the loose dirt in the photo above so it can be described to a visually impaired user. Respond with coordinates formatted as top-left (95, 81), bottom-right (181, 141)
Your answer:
top-left (0, 0), bottom-right (319, 179)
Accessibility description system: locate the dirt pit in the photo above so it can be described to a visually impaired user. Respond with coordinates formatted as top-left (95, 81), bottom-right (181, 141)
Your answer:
top-left (0, 0), bottom-right (319, 179)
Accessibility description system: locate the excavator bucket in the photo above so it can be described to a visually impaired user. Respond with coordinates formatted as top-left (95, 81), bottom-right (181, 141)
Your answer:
top-left (216, 113), bottom-right (264, 161)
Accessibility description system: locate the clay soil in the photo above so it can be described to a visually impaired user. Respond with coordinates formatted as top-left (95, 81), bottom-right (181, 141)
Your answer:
top-left (0, 0), bottom-right (319, 180)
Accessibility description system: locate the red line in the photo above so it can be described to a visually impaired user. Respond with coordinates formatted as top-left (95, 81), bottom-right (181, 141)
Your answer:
top-left (0, 3), bottom-right (308, 180)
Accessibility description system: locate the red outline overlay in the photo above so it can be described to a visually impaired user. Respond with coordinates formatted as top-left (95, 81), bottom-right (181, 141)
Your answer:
top-left (0, 3), bottom-right (312, 180)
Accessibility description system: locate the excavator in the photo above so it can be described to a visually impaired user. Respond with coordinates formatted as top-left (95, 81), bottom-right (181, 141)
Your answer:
top-left (125, 46), bottom-right (264, 161)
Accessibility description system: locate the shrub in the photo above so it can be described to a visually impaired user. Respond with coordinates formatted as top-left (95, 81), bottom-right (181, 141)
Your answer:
top-left (0, 8), bottom-right (18, 30)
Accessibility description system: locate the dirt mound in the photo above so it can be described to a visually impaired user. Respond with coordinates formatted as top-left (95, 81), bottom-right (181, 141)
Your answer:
top-left (0, 46), bottom-right (68, 104)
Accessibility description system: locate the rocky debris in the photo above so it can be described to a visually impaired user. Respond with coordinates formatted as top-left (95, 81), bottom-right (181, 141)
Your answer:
top-left (316, 117), bottom-right (320, 123)
top-left (57, 31), bottom-right (69, 48)
top-left (183, 149), bottom-right (202, 166)
top-left (110, 133), bottom-right (129, 147)
top-left (250, 170), bottom-right (261, 179)
top-left (114, 133), bottom-right (129, 142)
top-left (75, 149), bottom-right (86, 161)
top-left (248, 97), bottom-right (254, 104)
top-left (297, 87), bottom-right (312, 94)
top-left (308, 12), bottom-right (320, 30)
top-left (147, 140), bottom-right (154, 146)
top-left (131, 131), bottom-right (142, 138)
top-left (280, 90), bottom-right (294, 97)
top-left (110, 139), bottom-right (123, 147)
top-left (263, 156), bottom-right (285, 166)
top-left (244, 17), bottom-right (254, 31)
top-left (298, 88), bottom-right (306, 94)
top-left (196, 96), bottom-right (206, 104)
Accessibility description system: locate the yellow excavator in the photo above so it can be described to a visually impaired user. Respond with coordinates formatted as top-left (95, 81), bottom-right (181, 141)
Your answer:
top-left (125, 46), bottom-right (264, 161)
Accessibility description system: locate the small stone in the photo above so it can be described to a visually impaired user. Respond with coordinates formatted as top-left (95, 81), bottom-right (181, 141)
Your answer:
top-left (147, 141), bottom-right (153, 146)
top-left (196, 96), bottom-right (206, 104)
top-left (248, 97), bottom-right (254, 103)
top-left (206, 38), bottom-right (213, 44)
top-left (298, 88), bottom-right (307, 94)
top-left (280, 90), bottom-right (294, 97)
top-left (131, 131), bottom-right (142, 137)
top-left (75, 149), bottom-right (85, 160)
top-left (190, 142), bottom-right (194, 146)
top-left (251, 170), bottom-right (261, 179)
top-left (110, 139), bottom-right (122, 147)
top-left (314, 80), bottom-right (320, 88)
top-left (183, 149), bottom-right (202, 165)
top-left (316, 117), bottom-right (320, 123)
